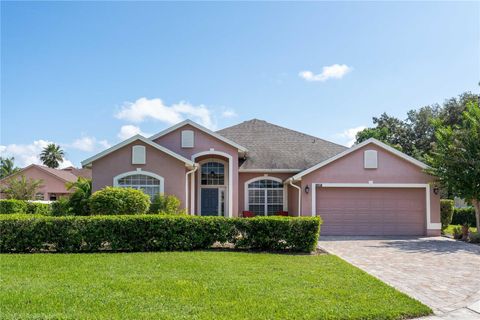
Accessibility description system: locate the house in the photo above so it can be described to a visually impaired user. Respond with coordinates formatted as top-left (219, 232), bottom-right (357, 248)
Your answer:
top-left (0, 164), bottom-right (91, 200)
top-left (82, 119), bottom-right (441, 236)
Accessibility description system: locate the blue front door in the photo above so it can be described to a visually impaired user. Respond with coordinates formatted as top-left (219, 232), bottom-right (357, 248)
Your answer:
top-left (201, 188), bottom-right (219, 216)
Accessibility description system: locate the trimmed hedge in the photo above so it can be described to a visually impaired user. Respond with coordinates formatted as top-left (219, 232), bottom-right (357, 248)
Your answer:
top-left (452, 207), bottom-right (477, 226)
top-left (89, 187), bottom-right (150, 215)
top-left (233, 216), bottom-right (321, 252)
top-left (25, 202), bottom-right (51, 215)
top-left (440, 199), bottom-right (454, 231)
top-left (0, 215), bottom-right (321, 253)
top-left (0, 200), bottom-right (52, 215)
top-left (0, 200), bottom-right (27, 214)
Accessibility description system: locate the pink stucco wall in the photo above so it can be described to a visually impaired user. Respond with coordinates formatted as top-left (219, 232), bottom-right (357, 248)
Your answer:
top-left (154, 124), bottom-right (240, 216)
top-left (91, 140), bottom-right (189, 208)
top-left (0, 166), bottom-right (71, 200)
top-left (299, 143), bottom-right (440, 232)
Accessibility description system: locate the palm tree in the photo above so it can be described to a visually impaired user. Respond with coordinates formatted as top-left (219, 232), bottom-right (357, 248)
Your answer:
top-left (1, 175), bottom-right (43, 200)
top-left (66, 177), bottom-right (92, 215)
top-left (40, 144), bottom-right (65, 168)
top-left (0, 157), bottom-right (20, 179)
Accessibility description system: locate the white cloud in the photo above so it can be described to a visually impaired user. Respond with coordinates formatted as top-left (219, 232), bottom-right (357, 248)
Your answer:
top-left (70, 136), bottom-right (111, 152)
top-left (221, 109), bottom-right (238, 118)
top-left (115, 97), bottom-right (216, 129)
top-left (335, 126), bottom-right (366, 147)
top-left (117, 125), bottom-right (151, 140)
top-left (0, 140), bottom-right (74, 168)
top-left (299, 64), bottom-right (352, 82)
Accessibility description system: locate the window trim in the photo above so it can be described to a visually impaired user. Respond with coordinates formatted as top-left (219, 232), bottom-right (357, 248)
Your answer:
top-left (244, 176), bottom-right (286, 216)
top-left (113, 170), bottom-right (165, 196)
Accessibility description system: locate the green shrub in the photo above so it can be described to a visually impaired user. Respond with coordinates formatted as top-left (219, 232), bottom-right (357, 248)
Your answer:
top-left (440, 199), bottom-right (454, 231)
top-left (51, 198), bottom-right (72, 216)
top-left (0, 215), bottom-right (321, 253)
top-left (25, 202), bottom-right (51, 215)
top-left (0, 199), bottom-right (27, 214)
top-left (232, 216), bottom-right (322, 252)
top-left (66, 177), bottom-right (92, 216)
top-left (469, 232), bottom-right (480, 244)
top-left (452, 207), bottom-right (477, 226)
top-left (149, 194), bottom-right (185, 215)
top-left (452, 225), bottom-right (463, 240)
top-left (89, 187), bottom-right (150, 215)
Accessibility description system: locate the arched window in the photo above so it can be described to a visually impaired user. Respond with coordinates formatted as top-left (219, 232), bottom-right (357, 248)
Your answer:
top-left (201, 161), bottom-right (225, 185)
top-left (246, 178), bottom-right (284, 216)
top-left (114, 171), bottom-right (164, 200)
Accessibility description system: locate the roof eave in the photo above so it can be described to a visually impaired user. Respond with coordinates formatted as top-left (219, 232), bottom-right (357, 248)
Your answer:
top-left (149, 119), bottom-right (248, 153)
top-left (292, 138), bottom-right (429, 180)
top-left (81, 134), bottom-right (195, 168)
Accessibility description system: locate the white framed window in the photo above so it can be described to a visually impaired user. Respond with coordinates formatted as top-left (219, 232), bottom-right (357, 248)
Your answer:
top-left (246, 178), bottom-right (284, 215)
top-left (201, 161), bottom-right (225, 186)
top-left (364, 150), bottom-right (378, 169)
top-left (35, 193), bottom-right (44, 200)
top-left (181, 130), bottom-right (194, 148)
top-left (114, 171), bottom-right (164, 200)
top-left (132, 145), bottom-right (146, 164)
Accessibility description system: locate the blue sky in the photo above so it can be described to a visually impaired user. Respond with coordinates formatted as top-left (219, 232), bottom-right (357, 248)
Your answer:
top-left (1, 1), bottom-right (478, 168)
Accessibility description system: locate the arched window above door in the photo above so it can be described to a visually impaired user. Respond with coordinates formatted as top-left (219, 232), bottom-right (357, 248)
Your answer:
top-left (200, 161), bottom-right (225, 186)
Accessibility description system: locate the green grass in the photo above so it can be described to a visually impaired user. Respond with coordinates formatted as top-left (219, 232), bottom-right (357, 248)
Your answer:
top-left (444, 224), bottom-right (477, 235)
top-left (0, 252), bottom-right (431, 320)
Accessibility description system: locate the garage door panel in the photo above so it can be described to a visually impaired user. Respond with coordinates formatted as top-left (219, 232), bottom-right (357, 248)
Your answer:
top-left (317, 188), bottom-right (425, 236)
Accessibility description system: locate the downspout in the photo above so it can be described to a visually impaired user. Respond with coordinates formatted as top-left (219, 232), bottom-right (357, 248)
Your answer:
top-left (289, 179), bottom-right (302, 217)
top-left (185, 164), bottom-right (198, 215)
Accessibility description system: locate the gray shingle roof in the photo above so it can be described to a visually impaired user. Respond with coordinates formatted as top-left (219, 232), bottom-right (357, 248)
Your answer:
top-left (217, 119), bottom-right (348, 170)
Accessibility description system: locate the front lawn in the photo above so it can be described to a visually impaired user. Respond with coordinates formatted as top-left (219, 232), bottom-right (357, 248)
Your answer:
top-left (0, 252), bottom-right (430, 319)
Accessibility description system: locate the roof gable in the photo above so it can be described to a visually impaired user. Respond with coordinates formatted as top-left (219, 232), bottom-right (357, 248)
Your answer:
top-left (0, 164), bottom-right (78, 183)
top-left (291, 138), bottom-right (428, 180)
top-left (149, 119), bottom-right (248, 152)
top-left (81, 135), bottom-right (195, 167)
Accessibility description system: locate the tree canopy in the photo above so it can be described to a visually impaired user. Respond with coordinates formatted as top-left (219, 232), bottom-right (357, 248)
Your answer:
top-left (355, 92), bottom-right (478, 161)
top-left (40, 144), bottom-right (65, 169)
top-left (425, 101), bottom-right (480, 231)
top-left (0, 157), bottom-right (20, 179)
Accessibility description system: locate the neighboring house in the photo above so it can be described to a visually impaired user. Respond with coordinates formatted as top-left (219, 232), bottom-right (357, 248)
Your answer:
top-left (82, 119), bottom-right (441, 236)
top-left (0, 164), bottom-right (91, 200)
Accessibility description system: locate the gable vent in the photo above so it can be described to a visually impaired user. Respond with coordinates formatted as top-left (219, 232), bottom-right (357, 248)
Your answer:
top-left (181, 130), bottom-right (194, 148)
top-left (364, 150), bottom-right (378, 169)
top-left (132, 145), bottom-right (146, 164)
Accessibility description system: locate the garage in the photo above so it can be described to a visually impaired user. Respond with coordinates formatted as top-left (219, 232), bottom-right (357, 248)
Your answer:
top-left (316, 187), bottom-right (426, 236)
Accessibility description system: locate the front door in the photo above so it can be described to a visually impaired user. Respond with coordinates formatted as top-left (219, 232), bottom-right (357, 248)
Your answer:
top-left (201, 188), bottom-right (219, 216)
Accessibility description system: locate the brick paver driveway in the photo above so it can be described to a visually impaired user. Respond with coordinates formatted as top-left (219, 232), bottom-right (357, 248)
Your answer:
top-left (318, 236), bottom-right (480, 319)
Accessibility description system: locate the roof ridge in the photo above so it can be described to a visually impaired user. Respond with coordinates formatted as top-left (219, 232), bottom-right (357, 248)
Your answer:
top-left (217, 119), bottom-right (347, 149)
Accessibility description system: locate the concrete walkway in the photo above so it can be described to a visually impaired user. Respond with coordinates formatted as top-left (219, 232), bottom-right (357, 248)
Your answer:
top-left (318, 236), bottom-right (480, 319)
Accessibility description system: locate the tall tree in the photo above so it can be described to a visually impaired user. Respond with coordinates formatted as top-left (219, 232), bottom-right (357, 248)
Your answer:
top-left (405, 105), bottom-right (441, 160)
top-left (40, 144), bottom-right (65, 168)
top-left (426, 102), bottom-right (480, 231)
top-left (355, 92), bottom-right (479, 160)
top-left (355, 113), bottom-right (410, 152)
top-left (0, 157), bottom-right (20, 179)
top-left (1, 175), bottom-right (43, 200)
